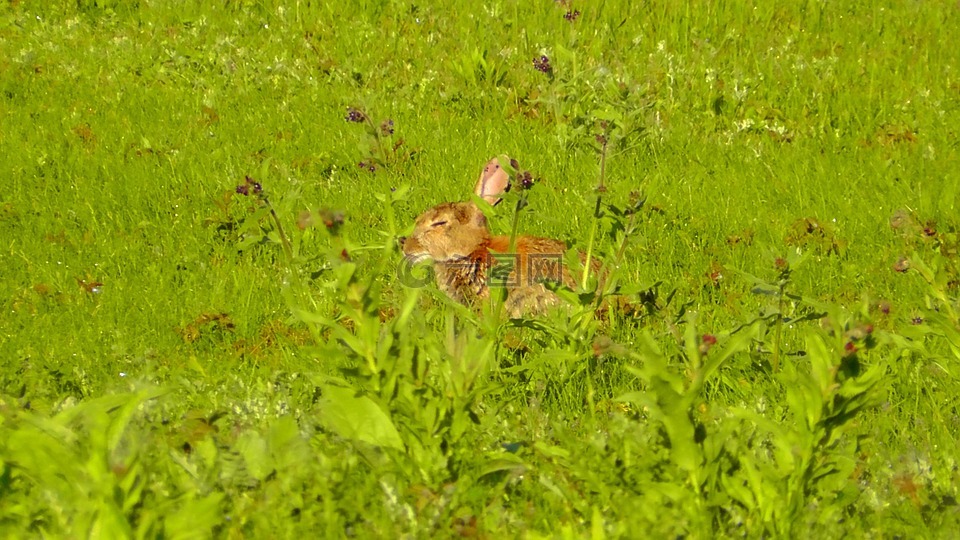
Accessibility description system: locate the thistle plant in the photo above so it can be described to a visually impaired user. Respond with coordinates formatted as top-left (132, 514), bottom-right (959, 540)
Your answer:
top-left (234, 175), bottom-right (293, 263)
top-left (344, 106), bottom-right (413, 171)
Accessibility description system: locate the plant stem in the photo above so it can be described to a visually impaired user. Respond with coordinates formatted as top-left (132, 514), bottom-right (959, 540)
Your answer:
top-left (364, 115), bottom-right (389, 165)
top-left (773, 280), bottom-right (785, 372)
top-left (507, 191), bottom-right (527, 253)
top-left (263, 196), bottom-right (294, 263)
top-left (581, 137), bottom-right (608, 289)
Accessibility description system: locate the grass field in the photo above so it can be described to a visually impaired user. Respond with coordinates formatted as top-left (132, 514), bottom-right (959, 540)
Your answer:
top-left (2, 0), bottom-right (959, 537)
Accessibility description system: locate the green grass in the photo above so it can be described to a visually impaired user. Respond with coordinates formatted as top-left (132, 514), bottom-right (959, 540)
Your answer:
top-left (2, 0), bottom-right (959, 537)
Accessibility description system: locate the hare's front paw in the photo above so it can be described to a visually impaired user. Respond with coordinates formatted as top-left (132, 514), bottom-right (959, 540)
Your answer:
top-left (505, 284), bottom-right (563, 318)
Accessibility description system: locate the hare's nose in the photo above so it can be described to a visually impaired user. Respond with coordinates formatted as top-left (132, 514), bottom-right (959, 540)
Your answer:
top-left (397, 236), bottom-right (407, 249)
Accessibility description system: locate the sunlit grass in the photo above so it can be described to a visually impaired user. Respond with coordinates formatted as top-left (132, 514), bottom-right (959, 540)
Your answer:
top-left (1, 0), bottom-right (958, 536)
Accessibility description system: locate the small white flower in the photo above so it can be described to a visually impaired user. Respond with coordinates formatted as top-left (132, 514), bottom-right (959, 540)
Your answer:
top-left (733, 82), bottom-right (748, 102)
top-left (734, 118), bottom-right (755, 132)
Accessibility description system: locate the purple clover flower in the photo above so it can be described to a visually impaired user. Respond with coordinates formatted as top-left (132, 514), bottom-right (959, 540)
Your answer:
top-left (380, 119), bottom-right (394, 136)
top-left (505, 158), bottom-right (537, 190)
top-left (236, 176), bottom-right (263, 196)
top-left (533, 55), bottom-right (553, 75)
top-left (245, 176), bottom-right (262, 194)
top-left (519, 171), bottom-right (534, 190)
top-left (564, 10), bottom-right (580, 22)
top-left (345, 107), bottom-right (366, 123)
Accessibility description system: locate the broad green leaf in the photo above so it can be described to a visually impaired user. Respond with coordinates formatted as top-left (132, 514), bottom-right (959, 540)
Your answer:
top-left (235, 430), bottom-right (271, 482)
top-left (164, 493), bottom-right (224, 540)
top-left (534, 442), bottom-right (571, 460)
top-left (319, 385), bottom-right (404, 450)
top-left (105, 388), bottom-right (169, 454)
top-left (478, 455), bottom-right (527, 479)
top-left (268, 416), bottom-right (310, 471)
top-left (590, 506), bottom-right (606, 540)
top-left (805, 334), bottom-right (834, 396)
top-left (700, 323), bottom-right (758, 384)
top-left (650, 377), bottom-right (700, 472)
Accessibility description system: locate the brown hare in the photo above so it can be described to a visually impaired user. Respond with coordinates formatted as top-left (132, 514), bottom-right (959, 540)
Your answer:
top-left (401, 158), bottom-right (594, 317)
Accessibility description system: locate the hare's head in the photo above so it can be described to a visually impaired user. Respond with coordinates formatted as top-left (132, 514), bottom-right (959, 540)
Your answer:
top-left (402, 202), bottom-right (489, 263)
top-left (401, 157), bottom-right (511, 264)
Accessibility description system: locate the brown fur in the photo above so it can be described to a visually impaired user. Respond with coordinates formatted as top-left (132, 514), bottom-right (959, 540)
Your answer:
top-left (402, 200), bottom-right (596, 317)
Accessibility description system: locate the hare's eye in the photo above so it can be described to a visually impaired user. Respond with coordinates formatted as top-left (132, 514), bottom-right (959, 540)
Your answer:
top-left (430, 221), bottom-right (448, 228)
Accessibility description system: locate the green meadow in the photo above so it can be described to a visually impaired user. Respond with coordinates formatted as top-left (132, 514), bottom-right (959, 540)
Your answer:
top-left (2, 0), bottom-right (959, 536)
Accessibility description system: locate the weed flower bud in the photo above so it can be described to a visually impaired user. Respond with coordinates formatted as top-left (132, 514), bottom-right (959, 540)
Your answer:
top-left (235, 176), bottom-right (263, 196)
top-left (699, 334), bottom-right (717, 355)
top-left (345, 107), bottom-right (367, 123)
top-left (380, 119), bottom-right (395, 136)
top-left (533, 55), bottom-right (553, 75)
top-left (519, 171), bottom-right (534, 190)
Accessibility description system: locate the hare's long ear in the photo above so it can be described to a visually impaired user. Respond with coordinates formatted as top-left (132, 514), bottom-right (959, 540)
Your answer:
top-left (473, 157), bottom-right (509, 205)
